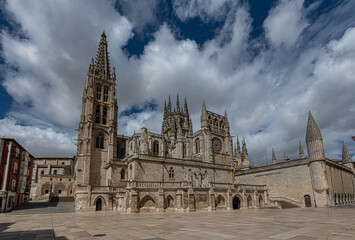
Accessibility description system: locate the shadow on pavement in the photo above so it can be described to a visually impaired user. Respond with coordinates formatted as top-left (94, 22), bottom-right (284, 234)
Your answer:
top-left (7, 201), bottom-right (74, 215)
top-left (0, 227), bottom-right (68, 239)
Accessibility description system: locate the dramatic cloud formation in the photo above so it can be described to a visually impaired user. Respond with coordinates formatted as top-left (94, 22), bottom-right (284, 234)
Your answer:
top-left (0, 0), bottom-right (354, 162)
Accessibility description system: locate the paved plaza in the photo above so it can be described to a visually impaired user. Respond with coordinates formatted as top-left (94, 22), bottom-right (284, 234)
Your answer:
top-left (1, 205), bottom-right (355, 240)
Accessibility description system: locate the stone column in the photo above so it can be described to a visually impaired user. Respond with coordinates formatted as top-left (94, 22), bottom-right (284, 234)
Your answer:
top-left (128, 190), bottom-right (138, 213)
top-left (188, 188), bottom-right (195, 212)
top-left (176, 189), bottom-right (183, 211)
top-left (253, 191), bottom-right (257, 208)
top-left (87, 185), bottom-right (92, 208)
top-left (158, 189), bottom-right (165, 212)
top-left (226, 189), bottom-right (232, 210)
top-left (208, 189), bottom-right (215, 211)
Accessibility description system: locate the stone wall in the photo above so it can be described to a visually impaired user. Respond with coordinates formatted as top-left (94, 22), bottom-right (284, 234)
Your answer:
top-left (235, 160), bottom-right (314, 207)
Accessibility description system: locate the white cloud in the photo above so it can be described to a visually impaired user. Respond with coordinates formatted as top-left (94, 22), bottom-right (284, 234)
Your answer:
top-left (264, 0), bottom-right (309, 48)
top-left (172, 0), bottom-right (237, 22)
top-left (1, 0), bottom-right (354, 164)
top-left (0, 117), bottom-right (76, 157)
top-left (1, 0), bottom-right (132, 128)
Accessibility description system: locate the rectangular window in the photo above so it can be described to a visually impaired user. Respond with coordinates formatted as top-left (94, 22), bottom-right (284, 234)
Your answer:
top-left (11, 180), bottom-right (16, 192)
top-left (95, 105), bottom-right (101, 123)
top-left (96, 86), bottom-right (102, 100)
top-left (103, 88), bottom-right (109, 102)
top-left (13, 163), bottom-right (18, 175)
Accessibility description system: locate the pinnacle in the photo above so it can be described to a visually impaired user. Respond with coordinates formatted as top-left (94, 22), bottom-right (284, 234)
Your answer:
top-left (342, 141), bottom-right (352, 162)
top-left (306, 111), bottom-right (322, 142)
top-left (184, 98), bottom-right (189, 115)
top-left (168, 95), bottom-right (172, 112)
top-left (299, 140), bottom-right (305, 158)
top-left (176, 94), bottom-right (180, 112)
top-left (272, 148), bottom-right (276, 163)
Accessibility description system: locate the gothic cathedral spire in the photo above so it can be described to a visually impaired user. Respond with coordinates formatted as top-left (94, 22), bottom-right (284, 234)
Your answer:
top-left (94, 31), bottom-right (111, 78)
top-left (75, 32), bottom-right (118, 190)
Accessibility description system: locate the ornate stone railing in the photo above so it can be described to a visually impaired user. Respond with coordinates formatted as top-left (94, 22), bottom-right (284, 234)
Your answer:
top-left (209, 182), bottom-right (233, 189)
top-left (236, 184), bottom-right (267, 191)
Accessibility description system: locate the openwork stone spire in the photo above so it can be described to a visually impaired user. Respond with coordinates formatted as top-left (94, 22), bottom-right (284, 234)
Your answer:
top-left (299, 140), bottom-right (305, 158)
top-left (306, 111), bottom-right (322, 142)
top-left (95, 31), bottom-right (111, 78)
top-left (342, 141), bottom-right (352, 162)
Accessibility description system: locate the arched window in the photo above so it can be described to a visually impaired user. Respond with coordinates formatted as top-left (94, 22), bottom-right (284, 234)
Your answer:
top-left (102, 107), bottom-right (107, 125)
top-left (95, 105), bottom-right (101, 123)
top-left (53, 170), bottom-right (57, 175)
top-left (168, 167), bottom-right (175, 179)
top-left (96, 134), bottom-right (104, 149)
top-left (103, 87), bottom-right (109, 102)
top-left (153, 140), bottom-right (159, 155)
top-left (195, 138), bottom-right (200, 153)
top-left (120, 169), bottom-right (125, 180)
top-left (96, 86), bottom-right (102, 100)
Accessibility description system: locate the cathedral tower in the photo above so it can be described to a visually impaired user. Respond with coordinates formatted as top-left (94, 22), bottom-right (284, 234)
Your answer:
top-left (75, 32), bottom-right (118, 192)
top-left (161, 95), bottom-right (193, 158)
top-left (200, 101), bottom-right (233, 165)
top-left (306, 111), bottom-right (329, 207)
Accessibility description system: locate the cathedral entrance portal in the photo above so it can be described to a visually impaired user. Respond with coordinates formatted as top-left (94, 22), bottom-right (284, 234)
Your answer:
top-left (232, 196), bottom-right (241, 209)
top-left (96, 198), bottom-right (102, 211)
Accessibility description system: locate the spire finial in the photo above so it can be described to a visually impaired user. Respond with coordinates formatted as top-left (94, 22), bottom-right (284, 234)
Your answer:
top-left (299, 140), bottom-right (305, 158)
top-left (342, 141), bottom-right (352, 162)
top-left (164, 100), bottom-right (167, 118)
top-left (168, 95), bottom-right (172, 113)
top-left (236, 135), bottom-right (241, 155)
top-left (272, 148), bottom-right (276, 163)
top-left (176, 94), bottom-right (180, 112)
top-left (201, 100), bottom-right (207, 122)
top-left (306, 111), bottom-right (322, 142)
top-left (184, 98), bottom-right (189, 115)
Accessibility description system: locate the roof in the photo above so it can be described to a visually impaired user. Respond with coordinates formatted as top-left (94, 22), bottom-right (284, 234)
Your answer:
top-left (252, 158), bottom-right (298, 168)
top-left (35, 157), bottom-right (72, 160)
top-left (1, 138), bottom-right (35, 159)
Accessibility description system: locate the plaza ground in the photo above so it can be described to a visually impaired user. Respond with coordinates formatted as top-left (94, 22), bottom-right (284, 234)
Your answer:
top-left (1, 202), bottom-right (355, 239)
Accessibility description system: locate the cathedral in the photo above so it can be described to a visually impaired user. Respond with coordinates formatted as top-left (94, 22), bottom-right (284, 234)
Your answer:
top-left (74, 33), bottom-right (355, 212)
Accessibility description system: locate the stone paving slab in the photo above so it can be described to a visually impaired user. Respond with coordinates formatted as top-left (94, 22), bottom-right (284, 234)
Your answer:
top-left (1, 208), bottom-right (355, 239)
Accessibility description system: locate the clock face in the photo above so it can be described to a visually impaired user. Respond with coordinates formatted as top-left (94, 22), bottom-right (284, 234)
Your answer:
top-left (212, 138), bottom-right (222, 153)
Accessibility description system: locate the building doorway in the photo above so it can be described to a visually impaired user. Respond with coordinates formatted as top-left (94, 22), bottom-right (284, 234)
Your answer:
top-left (96, 198), bottom-right (102, 211)
top-left (232, 196), bottom-right (241, 209)
top-left (304, 195), bottom-right (311, 207)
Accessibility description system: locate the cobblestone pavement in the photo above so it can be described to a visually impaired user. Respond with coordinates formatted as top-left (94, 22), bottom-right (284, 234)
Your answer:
top-left (1, 207), bottom-right (355, 240)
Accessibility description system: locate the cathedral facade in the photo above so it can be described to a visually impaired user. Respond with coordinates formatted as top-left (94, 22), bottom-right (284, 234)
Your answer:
top-left (74, 33), bottom-right (266, 212)
top-left (74, 33), bottom-right (355, 212)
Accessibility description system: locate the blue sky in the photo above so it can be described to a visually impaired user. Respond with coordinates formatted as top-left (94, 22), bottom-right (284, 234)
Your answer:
top-left (0, 0), bottom-right (354, 163)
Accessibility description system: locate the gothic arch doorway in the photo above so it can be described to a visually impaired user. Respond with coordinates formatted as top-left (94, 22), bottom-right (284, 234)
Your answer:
top-left (304, 195), bottom-right (311, 207)
top-left (232, 196), bottom-right (241, 209)
top-left (96, 198), bottom-right (103, 211)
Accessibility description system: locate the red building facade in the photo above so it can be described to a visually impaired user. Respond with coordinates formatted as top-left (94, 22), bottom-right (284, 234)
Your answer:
top-left (0, 138), bottom-right (34, 212)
